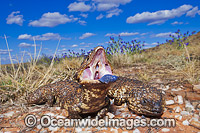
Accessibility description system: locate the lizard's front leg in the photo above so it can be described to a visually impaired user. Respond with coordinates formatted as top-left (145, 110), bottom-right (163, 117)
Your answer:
top-left (97, 97), bottom-right (110, 118)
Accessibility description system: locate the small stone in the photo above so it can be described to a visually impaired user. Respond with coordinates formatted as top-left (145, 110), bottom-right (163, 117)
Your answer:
top-left (163, 85), bottom-right (169, 90)
top-left (45, 113), bottom-right (55, 116)
top-left (133, 128), bottom-right (140, 133)
top-left (136, 116), bottom-right (141, 119)
top-left (75, 127), bottom-right (82, 132)
top-left (161, 128), bottom-right (170, 132)
top-left (166, 100), bottom-right (175, 105)
top-left (174, 95), bottom-right (183, 104)
top-left (37, 124), bottom-right (42, 130)
top-left (175, 115), bottom-right (182, 120)
top-left (110, 128), bottom-right (118, 133)
top-left (120, 112), bottom-right (131, 118)
top-left (171, 88), bottom-right (182, 91)
top-left (193, 114), bottom-right (199, 119)
top-left (107, 112), bottom-right (115, 119)
top-left (48, 126), bottom-right (58, 131)
top-left (56, 115), bottom-right (65, 119)
top-left (182, 120), bottom-right (190, 126)
top-left (181, 111), bottom-right (190, 115)
top-left (185, 101), bottom-right (195, 112)
top-left (174, 106), bottom-right (182, 113)
top-left (189, 120), bottom-right (200, 129)
top-left (3, 111), bottom-right (14, 117)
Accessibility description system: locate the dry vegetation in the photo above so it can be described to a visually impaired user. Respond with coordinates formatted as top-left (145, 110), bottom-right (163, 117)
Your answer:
top-left (0, 32), bottom-right (200, 104)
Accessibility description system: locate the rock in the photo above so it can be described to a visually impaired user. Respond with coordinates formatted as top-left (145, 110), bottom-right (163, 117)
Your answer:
top-left (161, 128), bottom-right (170, 132)
top-left (133, 128), bottom-right (140, 133)
top-left (189, 120), bottom-right (200, 130)
top-left (48, 126), bottom-right (59, 131)
top-left (3, 111), bottom-right (15, 117)
top-left (110, 128), bottom-right (118, 133)
top-left (183, 120), bottom-right (190, 126)
top-left (163, 85), bottom-right (169, 91)
top-left (174, 95), bottom-right (183, 104)
top-left (185, 101), bottom-right (195, 112)
top-left (107, 112), bottom-right (115, 119)
top-left (174, 106), bottom-right (182, 113)
top-left (175, 115), bottom-right (182, 120)
top-left (75, 127), bottom-right (82, 132)
top-left (166, 100), bottom-right (175, 105)
top-left (37, 124), bottom-right (42, 130)
top-left (136, 116), bottom-right (141, 119)
top-left (186, 92), bottom-right (200, 101)
top-left (171, 88), bottom-right (182, 91)
top-left (193, 84), bottom-right (200, 93)
top-left (181, 111), bottom-right (190, 116)
top-left (120, 112), bottom-right (131, 118)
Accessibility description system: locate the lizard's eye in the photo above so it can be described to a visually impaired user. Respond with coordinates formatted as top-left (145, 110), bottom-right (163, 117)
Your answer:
top-left (141, 99), bottom-right (148, 105)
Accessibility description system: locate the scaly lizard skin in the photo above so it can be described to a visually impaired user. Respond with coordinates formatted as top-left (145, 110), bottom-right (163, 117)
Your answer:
top-left (27, 46), bottom-right (114, 118)
top-left (107, 76), bottom-right (165, 117)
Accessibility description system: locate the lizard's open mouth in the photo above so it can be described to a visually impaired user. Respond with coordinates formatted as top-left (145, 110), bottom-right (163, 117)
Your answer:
top-left (81, 47), bottom-right (112, 81)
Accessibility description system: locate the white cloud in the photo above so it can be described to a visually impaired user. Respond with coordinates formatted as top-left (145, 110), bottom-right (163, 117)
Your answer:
top-left (106, 8), bottom-right (122, 18)
top-left (18, 33), bottom-right (66, 41)
top-left (29, 12), bottom-right (78, 27)
top-left (80, 13), bottom-right (88, 18)
top-left (186, 6), bottom-right (200, 17)
top-left (92, 0), bottom-right (131, 5)
top-left (97, 3), bottom-right (118, 11)
top-left (78, 20), bottom-right (87, 25)
top-left (72, 44), bottom-right (78, 47)
top-left (126, 4), bottom-right (193, 25)
top-left (6, 11), bottom-right (24, 26)
top-left (105, 33), bottom-right (117, 37)
top-left (96, 14), bottom-right (104, 20)
top-left (153, 32), bottom-right (174, 38)
top-left (0, 49), bottom-right (13, 54)
top-left (68, 2), bottom-right (91, 12)
top-left (18, 43), bottom-right (32, 48)
top-left (141, 33), bottom-right (148, 36)
top-left (105, 32), bottom-right (139, 37)
top-left (18, 34), bottom-right (32, 40)
top-left (119, 32), bottom-right (139, 36)
top-left (79, 32), bottom-right (96, 39)
top-left (171, 21), bottom-right (183, 25)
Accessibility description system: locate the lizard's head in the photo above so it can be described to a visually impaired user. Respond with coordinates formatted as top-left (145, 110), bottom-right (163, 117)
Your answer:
top-left (127, 86), bottom-right (165, 117)
top-left (75, 46), bottom-right (113, 84)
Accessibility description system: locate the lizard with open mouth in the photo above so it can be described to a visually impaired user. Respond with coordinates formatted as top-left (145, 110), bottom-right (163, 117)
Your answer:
top-left (27, 46), bottom-right (117, 118)
top-left (27, 46), bottom-right (165, 118)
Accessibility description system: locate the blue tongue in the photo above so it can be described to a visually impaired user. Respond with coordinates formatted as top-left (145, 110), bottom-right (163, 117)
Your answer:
top-left (99, 74), bottom-right (118, 84)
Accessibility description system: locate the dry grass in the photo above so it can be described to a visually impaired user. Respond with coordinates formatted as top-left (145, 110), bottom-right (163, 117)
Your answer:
top-left (108, 32), bottom-right (200, 83)
top-left (0, 38), bottom-right (82, 103)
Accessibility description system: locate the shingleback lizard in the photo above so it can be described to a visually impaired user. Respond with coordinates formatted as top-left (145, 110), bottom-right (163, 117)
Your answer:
top-left (27, 46), bottom-right (115, 118)
top-left (27, 46), bottom-right (165, 118)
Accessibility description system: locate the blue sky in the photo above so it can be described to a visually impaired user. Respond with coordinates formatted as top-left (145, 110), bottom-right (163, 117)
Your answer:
top-left (0, 0), bottom-right (200, 64)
